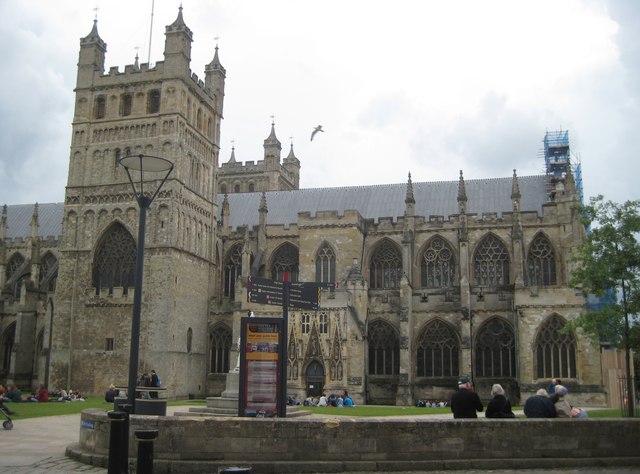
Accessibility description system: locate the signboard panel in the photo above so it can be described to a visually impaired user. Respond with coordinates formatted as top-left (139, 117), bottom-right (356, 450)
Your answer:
top-left (247, 276), bottom-right (324, 310)
top-left (238, 317), bottom-right (283, 417)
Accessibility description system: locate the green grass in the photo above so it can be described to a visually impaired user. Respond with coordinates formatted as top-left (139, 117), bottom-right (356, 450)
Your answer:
top-left (2, 398), bottom-right (206, 420)
top-left (307, 405), bottom-right (451, 417)
top-left (3, 399), bottom-right (629, 420)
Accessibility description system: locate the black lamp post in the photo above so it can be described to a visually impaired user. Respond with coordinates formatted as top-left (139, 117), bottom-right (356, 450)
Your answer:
top-left (119, 154), bottom-right (173, 413)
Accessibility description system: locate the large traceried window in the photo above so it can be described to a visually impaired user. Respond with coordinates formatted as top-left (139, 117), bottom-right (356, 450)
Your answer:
top-left (92, 224), bottom-right (136, 295)
top-left (535, 315), bottom-right (576, 379)
top-left (475, 317), bottom-right (516, 378)
top-left (209, 325), bottom-right (232, 373)
top-left (368, 320), bottom-right (399, 375)
top-left (527, 233), bottom-right (557, 286)
top-left (420, 236), bottom-right (456, 288)
top-left (271, 243), bottom-right (299, 282)
top-left (473, 234), bottom-right (510, 287)
top-left (416, 319), bottom-right (459, 377)
top-left (315, 243), bottom-right (336, 285)
top-left (369, 239), bottom-right (402, 289)
top-left (223, 244), bottom-right (242, 299)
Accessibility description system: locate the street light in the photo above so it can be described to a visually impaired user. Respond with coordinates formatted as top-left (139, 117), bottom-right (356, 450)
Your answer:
top-left (119, 154), bottom-right (173, 413)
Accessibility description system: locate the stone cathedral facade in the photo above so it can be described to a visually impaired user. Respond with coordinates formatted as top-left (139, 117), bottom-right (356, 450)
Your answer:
top-left (1, 9), bottom-right (607, 406)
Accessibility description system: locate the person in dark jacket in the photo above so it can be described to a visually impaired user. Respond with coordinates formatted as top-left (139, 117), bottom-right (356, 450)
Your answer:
top-left (485, 384), bottom-right (515, 418)
top-left (524, 389), bottom-right (557, 418)
top-left (450, 376), bottom-right (483, 418)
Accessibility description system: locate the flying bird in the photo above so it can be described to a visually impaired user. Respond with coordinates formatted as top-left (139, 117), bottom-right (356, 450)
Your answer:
top-left (310, 125), bottom-right (324, 141)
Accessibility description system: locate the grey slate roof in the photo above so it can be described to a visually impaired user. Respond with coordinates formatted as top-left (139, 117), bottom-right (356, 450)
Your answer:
top-left (219, 175), bottom-right (548, 230)
top-left (2, 175), bottom-right (549, 238)
top-left (4, 203), bottom-right (64, 240)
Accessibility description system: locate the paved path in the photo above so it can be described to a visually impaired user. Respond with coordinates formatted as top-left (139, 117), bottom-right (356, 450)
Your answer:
top-left (0, 406), bottom-right (636, 474)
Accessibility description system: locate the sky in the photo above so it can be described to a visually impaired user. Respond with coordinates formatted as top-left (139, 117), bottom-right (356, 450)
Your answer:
top-left (0, 0), bottom-right (638, 206)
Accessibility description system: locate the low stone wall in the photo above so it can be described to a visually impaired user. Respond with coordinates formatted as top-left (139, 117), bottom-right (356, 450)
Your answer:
top-left (69, 409), bottom-right (640, 473)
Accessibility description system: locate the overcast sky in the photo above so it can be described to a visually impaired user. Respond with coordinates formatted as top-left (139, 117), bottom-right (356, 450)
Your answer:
top-left (1, 0), bottom-right (638, 207)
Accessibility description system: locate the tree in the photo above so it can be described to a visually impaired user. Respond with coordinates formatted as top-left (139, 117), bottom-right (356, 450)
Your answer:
top-left (569, 195), bottom-right (640, 416)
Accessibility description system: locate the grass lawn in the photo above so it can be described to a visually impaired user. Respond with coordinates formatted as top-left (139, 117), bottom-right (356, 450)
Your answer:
top-left (3, 399), bottom-right (626, 420)
top-left (2, 398), bottom-right (206, 420)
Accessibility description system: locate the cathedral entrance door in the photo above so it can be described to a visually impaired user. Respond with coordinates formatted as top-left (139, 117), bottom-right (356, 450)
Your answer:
top-left (305, 360), bottom-right (324, 397)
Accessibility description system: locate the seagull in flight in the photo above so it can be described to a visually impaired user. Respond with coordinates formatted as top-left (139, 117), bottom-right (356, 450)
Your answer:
top-left (311, 125), bottom-right (324, 141)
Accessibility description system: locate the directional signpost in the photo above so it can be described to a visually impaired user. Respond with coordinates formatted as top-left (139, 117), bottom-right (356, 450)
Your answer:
top-left (245, 275), bottom-right (330, 417)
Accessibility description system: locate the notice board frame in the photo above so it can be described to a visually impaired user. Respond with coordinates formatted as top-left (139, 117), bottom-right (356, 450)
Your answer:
top-left (238, 317), bottom-right (285, 417)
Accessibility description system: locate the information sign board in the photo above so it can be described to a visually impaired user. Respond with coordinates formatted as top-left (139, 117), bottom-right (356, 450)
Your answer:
top-left (238, 317), bottom-right (283, 417)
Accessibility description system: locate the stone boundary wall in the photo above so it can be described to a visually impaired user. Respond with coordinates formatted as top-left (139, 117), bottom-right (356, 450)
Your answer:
top-left (70, 409), bottom-right (640, 473)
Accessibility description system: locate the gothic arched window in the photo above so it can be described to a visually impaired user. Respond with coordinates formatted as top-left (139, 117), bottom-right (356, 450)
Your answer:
top-left (473, 234), bottom-right (510, 287)
top-left (367, 320), bottom-right (399, 375)
top-left (271, 243), bottom-right (299, 282)
top-left (148, 89), bottom-right (161, 113)
top-left (39, 252), bottom-right (58, 292)
top-left (121, 93), bottom-right (132, 116)
top-left (416, 319), bottom-right (459, 377)
top-left (420, 236), bottom-right (456, 288)
top-left (223, 244), bottom-right (243, 298)
top-left (369, 239), bottom-right (402, 289)
top-left (475, 317), bottom-right (516, 378)
top-left (315, 243), bottom-right (336, 285)
top-left (535, 315), bottom-right (577, 379)
top-left (527, 233), bottom-right (557, 286)
top-left (92, 224), bottom-right (136, 295)
top-left (94, 96), bottom-right (106, 119)
top-left (209, 325), bottom-right (232, 373)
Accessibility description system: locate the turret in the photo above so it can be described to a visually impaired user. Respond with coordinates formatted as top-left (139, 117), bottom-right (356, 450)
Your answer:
top-left (282, 142), bottom-right (300, 189)
top-left (263, 122), bottom-right (282, 170)
top-left (163, 6), bottom-right (192, 76)
top-left (205, 45), bottom-right (226, 111)
top-left (77, 19), bottom-right (107, 87)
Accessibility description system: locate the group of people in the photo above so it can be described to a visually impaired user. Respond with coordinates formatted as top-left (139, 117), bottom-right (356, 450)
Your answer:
top-left (136, 369), bottom-right (162, 399)
top-left (304, 390), bottom-right (354, 408)
top-left (449, 375), bottom-right (588, 419)
top-left (417, 399), bottom-right (448, 408)
top-left (0, 383), bottom-right (50, 403)
top-left (524, 378), bottom-right (588, 418)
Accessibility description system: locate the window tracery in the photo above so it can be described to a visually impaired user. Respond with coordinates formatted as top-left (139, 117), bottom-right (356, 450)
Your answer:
top-left (223, 244), bottom-right (242, 299)
top-left (473, 234), bottom-right (510, 286)
top-left (315, 243), bottom-right (336, 285)
top-left (92, 224), bottom-right (136, 295)
top-left (416, 319), bottom-right (459, 377)
top-left (271, 243), bottom-right (299, 282)
top-left (527, 234), bottom-right (557, 286)
top-left (474, 317), bottom-right (516, 377)
top-left (369, 239), bottom-right (402, 289)
top-left (535, 315), bottom-right (576, 379)
top-left (368, 320), bottom-right (399, 375)
top-left (420, 236), bottom-right (456, 288)
top-left (209, 325), bottom-right (231, 373)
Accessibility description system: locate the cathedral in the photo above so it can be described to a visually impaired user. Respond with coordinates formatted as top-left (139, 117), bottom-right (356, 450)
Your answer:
top-left (0, 8), bottom-right (609, 406)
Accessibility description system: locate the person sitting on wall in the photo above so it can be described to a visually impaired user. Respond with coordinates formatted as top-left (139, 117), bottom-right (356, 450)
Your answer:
top-left (552, 385), bottom-right (588, 418)
top-left (485, 384), bottom-right (515, 418)
top-left (524, 389), bottom-right (557, 418)
top-left (105, 384), bottom-right (118, 403)
top-left (450, 376), bottom-right (483, 419)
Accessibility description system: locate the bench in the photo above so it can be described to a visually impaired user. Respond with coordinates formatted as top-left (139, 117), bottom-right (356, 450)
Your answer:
top-left (114, 386), bottom-right (167, 416)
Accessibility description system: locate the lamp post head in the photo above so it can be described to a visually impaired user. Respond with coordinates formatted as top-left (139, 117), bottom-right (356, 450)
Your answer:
top-left (119, 154), bottom-right (173, 207)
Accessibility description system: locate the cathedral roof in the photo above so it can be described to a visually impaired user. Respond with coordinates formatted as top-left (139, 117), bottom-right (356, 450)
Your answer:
top-left (218, 174), bottom-right (549, 230)
top-left (3, 203), bottom-right (63, 240)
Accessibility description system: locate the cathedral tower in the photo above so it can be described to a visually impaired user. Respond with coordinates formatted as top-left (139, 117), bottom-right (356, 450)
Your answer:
top-left (50, 8), bottom-right (224, 397)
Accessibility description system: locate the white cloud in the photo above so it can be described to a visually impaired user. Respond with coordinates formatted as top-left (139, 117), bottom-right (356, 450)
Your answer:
top-left (0, 0), bottom-right (638, 205)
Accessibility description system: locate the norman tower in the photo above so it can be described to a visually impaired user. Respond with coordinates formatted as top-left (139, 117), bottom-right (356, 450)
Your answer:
top-left (50, 8), bottom-right (224, 397)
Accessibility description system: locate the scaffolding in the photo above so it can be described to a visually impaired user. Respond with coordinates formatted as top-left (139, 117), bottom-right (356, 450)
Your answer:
top-left (541, 130), bottom-right (583, 204)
